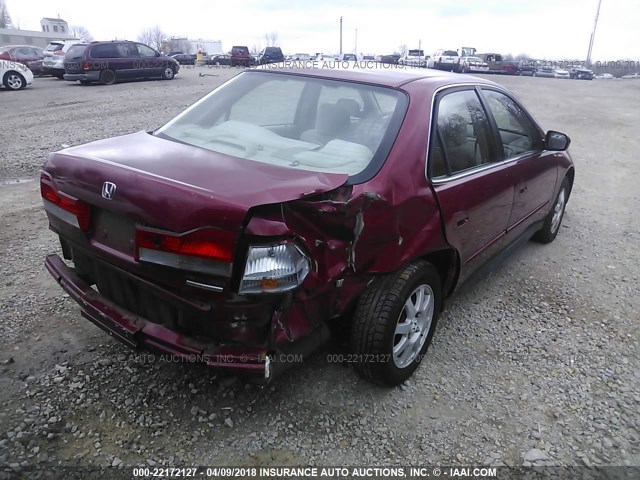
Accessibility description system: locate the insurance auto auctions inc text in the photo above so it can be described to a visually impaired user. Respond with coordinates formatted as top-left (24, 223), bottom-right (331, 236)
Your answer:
top-left (256, 466), bottom-right (497, 478)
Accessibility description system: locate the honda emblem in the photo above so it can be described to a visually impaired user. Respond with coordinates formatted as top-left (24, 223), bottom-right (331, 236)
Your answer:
top-left (101, 181), bottom-right (117, 200)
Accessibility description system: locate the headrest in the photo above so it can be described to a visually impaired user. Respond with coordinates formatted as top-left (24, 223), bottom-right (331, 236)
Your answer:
top-left (316, 103), bottom-right (350, 136)
top-left (440, 114), bottom-right (467, 147)
top-left (336, 98), bottom-right (361, 117)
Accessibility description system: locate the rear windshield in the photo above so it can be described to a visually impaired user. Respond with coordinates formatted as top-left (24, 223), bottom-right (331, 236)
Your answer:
top-left (408, 50), bottom-right (424, 56)
top-left (231, 46), bottom-right (249, 54)
top-left (156, 72), bottom-right (408, 180)
top-left (443, 50), bottom-right (458, 56)
top-left (46, 43), bottom-right (64, 52)
top-left (65, 45), bottom-right (87, 59)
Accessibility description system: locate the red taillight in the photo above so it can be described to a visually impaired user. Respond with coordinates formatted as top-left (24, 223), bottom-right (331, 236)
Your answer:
top-left (82, 61), bottom-right (90, 70)
top-left (0, 51), bottom-right (11, 60)
top-left (40, 173), bottom-right (91, 231)
top-left (135, 227), bottom-right (235, 263)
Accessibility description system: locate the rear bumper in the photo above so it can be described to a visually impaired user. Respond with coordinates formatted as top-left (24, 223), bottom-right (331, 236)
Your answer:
top-left (63, 72), bottom-right (101, 82)
top-left (45, 254), bottom-right (274, 380)
top-left (44, 67), bottom-right (64, 75)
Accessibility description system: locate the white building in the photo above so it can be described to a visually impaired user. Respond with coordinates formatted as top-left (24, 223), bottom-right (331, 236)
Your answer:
top-left (170, 37), bottom-right (223, 56)
top-left (0, 27), bottom-right (75, 49)
top-left (40, 17), bottom-right (69, 35)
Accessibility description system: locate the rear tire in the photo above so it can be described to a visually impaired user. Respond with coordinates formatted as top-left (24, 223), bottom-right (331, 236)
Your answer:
top-left (99, 69), bottom-right (116, 85)
top-left (533, 177), bottom-right (570, 244)
top-left (3, 71), bottom-right (26, 90)
top-left (350, 261), bottom-right (442, 386)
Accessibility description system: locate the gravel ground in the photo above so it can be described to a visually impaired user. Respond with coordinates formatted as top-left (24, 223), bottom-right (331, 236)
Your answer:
top-left (0, 67), bottom-right (638, 471)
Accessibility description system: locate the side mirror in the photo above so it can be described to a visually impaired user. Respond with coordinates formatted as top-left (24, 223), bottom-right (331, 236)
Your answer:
top-left (156, 51), bottom-right (160, 57)
top-left (545, 130), bottom-right (571, 151)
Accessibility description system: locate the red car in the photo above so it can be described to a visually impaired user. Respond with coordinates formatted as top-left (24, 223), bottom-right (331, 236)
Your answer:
top-left (42, 68), bottom-right (574, 386)
top-left (0, 45), bottom-right (45, 75)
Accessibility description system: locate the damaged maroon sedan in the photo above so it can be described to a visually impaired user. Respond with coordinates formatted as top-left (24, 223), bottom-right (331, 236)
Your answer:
top-left (42, 68), bottom-right (574, 386)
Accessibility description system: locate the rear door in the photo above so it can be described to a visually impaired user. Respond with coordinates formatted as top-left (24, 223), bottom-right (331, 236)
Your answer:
top-left (479, 88), bottom-right (558, 237)
top-left (428, 87), bottom-right (515, 282)
top-left (114, 43), bottom-right (139, 79)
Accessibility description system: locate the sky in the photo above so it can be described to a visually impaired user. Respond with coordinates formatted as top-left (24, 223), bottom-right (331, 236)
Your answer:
top-left (5, 0), bottom-right (638, 60)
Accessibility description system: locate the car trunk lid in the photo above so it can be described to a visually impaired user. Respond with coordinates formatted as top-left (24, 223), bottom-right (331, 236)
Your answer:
top-left (43, 131), bottom-right (349, 235)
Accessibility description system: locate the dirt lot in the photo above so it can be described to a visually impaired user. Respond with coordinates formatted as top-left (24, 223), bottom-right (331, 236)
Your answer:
top-left (0, 67), bottom-right (638, 471)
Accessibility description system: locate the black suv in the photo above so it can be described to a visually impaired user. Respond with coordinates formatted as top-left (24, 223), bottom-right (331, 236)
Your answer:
top-left (63, 41), bottom-right (179, 85)
top-left (257, 46), bottom-right (284, 65)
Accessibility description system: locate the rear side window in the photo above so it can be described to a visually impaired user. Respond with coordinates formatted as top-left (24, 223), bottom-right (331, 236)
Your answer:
top-left (430, 89), bottom-right (494, 176)
top-left (116, 43), bottom-right (137, 58)
top-left (481, 89), bottom-right (541, 157)
top-left (90, 43), bottom-right (120, 59)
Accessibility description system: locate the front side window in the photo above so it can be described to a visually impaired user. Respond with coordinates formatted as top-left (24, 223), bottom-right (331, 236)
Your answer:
top-left (136, 44), bottom-right (157, 58)
top-left (482, 89), bottom-right (541, 157)
top-left (430, 89), bottom-right (494, 176)
top-left (156, 72), bottom-right (407, 178)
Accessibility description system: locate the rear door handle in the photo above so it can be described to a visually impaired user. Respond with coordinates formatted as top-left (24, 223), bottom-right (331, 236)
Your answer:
top-left (453, 212), bottom-right (469, 227)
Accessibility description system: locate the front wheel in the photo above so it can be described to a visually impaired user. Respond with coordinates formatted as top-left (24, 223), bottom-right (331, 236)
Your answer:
top-left (3, 72), bottom-right (26, 90)
top-left (533, 177), bottom-right (570, 243)
top-left (162, 66), bottom-right (175, 80)
top-left (350, 261), bottom-right (442, 386)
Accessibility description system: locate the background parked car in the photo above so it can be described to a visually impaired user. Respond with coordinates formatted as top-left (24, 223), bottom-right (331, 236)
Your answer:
top-left (229, 46), bottom-right (253, 67)
top-left (257, 47), bottom-right (284, 65)
top-left (293, 53), bottom-right (312, 61)
top-left (517, 60), bottom-right (539, 76)
top-left (534, 65), bottom-right (556, 78)
top-left (63, 41), bottom-right (179, 85)
top-left (399, 49), bottom-right (427, 67)
top-left (554, 68), bottom-right (571, 79)
top-left (428, 49), bottom-right (458, 71)
top-left (458, 56), bottom-right (489, 73)
top-left (0, 59), bottom-right (33, 90)
top-left (594, 73), bottom-right (614, 79)
top-left (477, 53), bottom-right (517, 75)
top-left (0, 45), bottom-right (45, 75)
top-left (205, 54), bottom-right (231, 66)
top-left (42, 40), bottom-right (82, 79)
top-left (569, 66), bottom-right (594, 80)
top-left (340, 53), bottom-right (358, 61)
top-left (170, 54), bottom-right (196, 65)
top-left (379, 54), bottom-right (400, 65)
top-left (621, 72), bottom-right (639, 79)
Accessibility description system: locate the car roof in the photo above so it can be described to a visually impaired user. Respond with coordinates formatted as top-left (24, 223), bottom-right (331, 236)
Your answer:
top-left (251, 65), bottom-right (501, 89)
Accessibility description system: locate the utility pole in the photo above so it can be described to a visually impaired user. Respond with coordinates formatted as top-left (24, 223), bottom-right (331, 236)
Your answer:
top-left (339, 17), bottom-right (343, 55)
top-left (355, 28), bottom-right (358, 54)
top-left (586, 0), bottom-right (602, 66)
